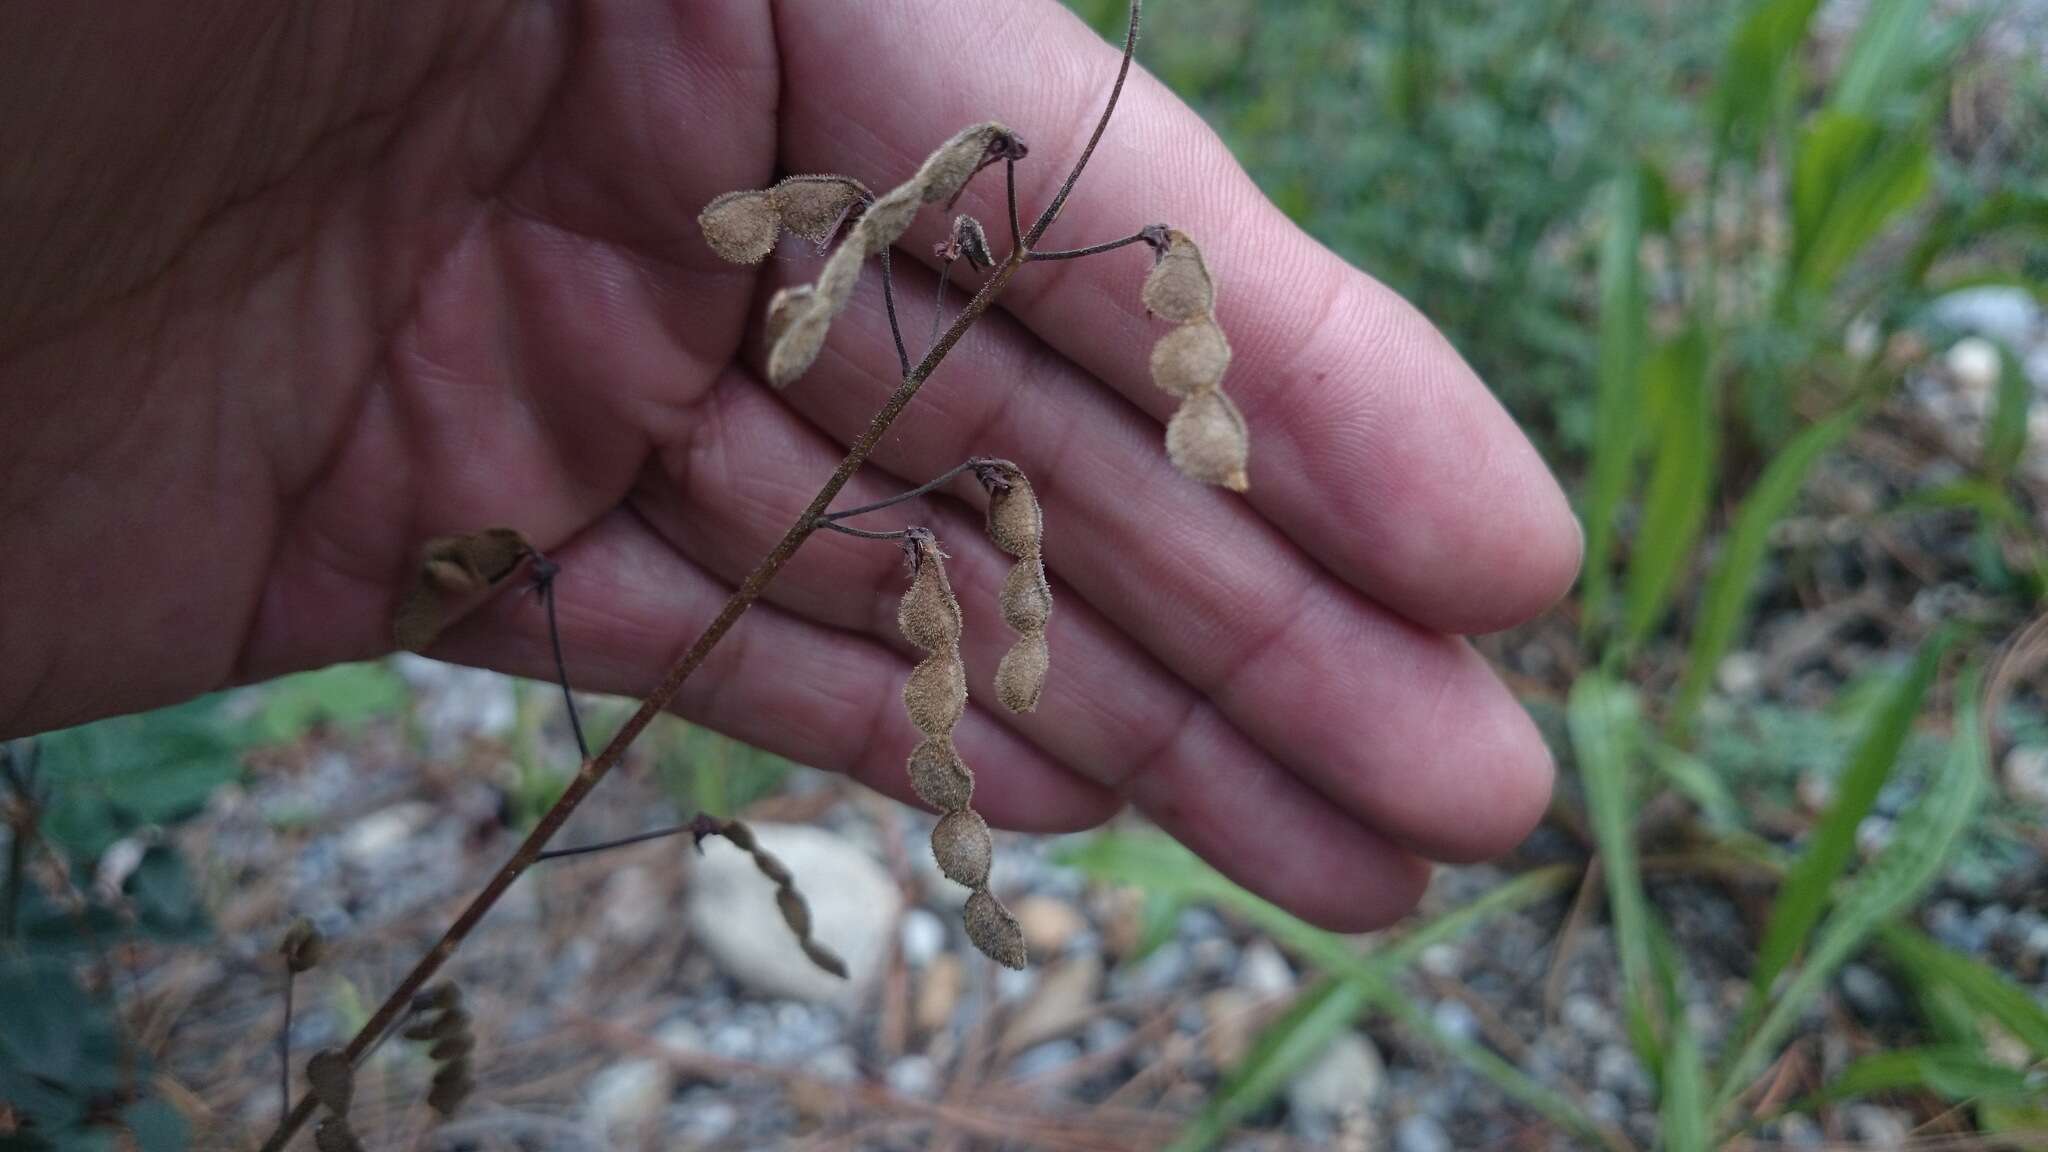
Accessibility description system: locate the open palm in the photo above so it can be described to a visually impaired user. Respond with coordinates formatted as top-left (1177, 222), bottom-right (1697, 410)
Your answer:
top-left (0, 0), bottom-right (1580, 930)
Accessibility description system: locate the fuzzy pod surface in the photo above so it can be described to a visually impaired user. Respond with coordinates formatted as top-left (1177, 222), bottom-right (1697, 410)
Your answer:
top-left (1141, 232), bottom-right (1250, 491)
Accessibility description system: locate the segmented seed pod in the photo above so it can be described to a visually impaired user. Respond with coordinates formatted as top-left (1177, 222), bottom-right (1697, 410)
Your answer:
top-left (907, 735), bottom-right (974, 812)
top-left (892, 529), bottom-right (1028, 970)
top-left (280, 917), bottom-right (324, 974)
top-left (943, 214), bottom-right (995, 269)
top-left (729, 124), bottom-right (1019, 387)
top-left (930, 809), bottom-right (993, 889)
top-left (427, 1060), bottom-right (473, 1116)
top-left (305, 1049), bottom-right (354, 1115)
top-left (412, 983), bottom-right (461, 1014)
top-left (314, 1118), bottom-right (365, 1152)
top-left (1142, 232), bottom-right (1251, 492)
top-left (1165, 389), bottom-right (1251, 492)
top-left (977, 461), bottom-right (1051, 714)
top-left (771, 176), bottom-right (867, 247)
top-left (963, 888), bottom-right (1027, 970)
top-left (700, 818), bottom-right (847, 979)
top-left (698, 189), bottom-right (782, 264)
top-left (392, 528), bottom-right (536, 650)
top-left (1142, 228), bottom-right (1215, 323)
top-left (1147, 317), bottom-right (1231, 397)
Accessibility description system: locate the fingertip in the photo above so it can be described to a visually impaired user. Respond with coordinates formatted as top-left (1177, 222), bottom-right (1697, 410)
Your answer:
top-left (1408, 672), bottom-right (1556, 864)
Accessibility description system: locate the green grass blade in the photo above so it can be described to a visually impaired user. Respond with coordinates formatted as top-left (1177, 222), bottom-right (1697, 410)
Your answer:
top-left (1827, 0), bottom-right (1931, 118)
top-left (1647, 742), bottom-right (1745, 831)
top-left (1582, 171), bottom-right (1650, 642)
top-left (1670, 408), bottom-right (1861, 740)
top-left (1623, 327), bottom-right (1716, 648)
top-left (1821, 1047), bottom-right (2035, 1104)
top-left (1712, 0), bottom-right (1824, 156)
top-left (1986, 340), bottom-right (2034, 482)
top-left (1165, 977), bottom-right (1377, 1152)
top-left (1658, 1000), bottom-right (1710, 1152)
top-left (1748, 633), bottom-right (1951, 1005)
top-left (1878, 924), bottom-right (2048, 1056)
top-left (1568, 675), bottom-right (1658, 1047)
top-left (1715, 665), bottom-right (1987, 1110)
top-left (1793, 132), bottom-right (1932, 296)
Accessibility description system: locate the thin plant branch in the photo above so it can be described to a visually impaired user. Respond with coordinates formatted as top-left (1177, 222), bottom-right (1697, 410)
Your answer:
top-left (1006, 156), bottom-right (1022, 252)
top-left (529, 556), bottom-right (589, 761)
top-left (1025, 0), bottom-right (1141, 247)
top-left (1027, 226), bottom-right (1163, 262)
top-left (535, 823), bottom-right (698, 862)
top-left (820, 458), bottom-right (989, 521)
top-left (879, 247), bottom-right (912, 380)
top-left (930, 254), bottom-right (955, 351)
top-left (262, 6), bottom-right (1144, 1143)
top-left (815, 520), bottom-right (914, 542)
top-left (278, 975), bottom-right (293, 1117)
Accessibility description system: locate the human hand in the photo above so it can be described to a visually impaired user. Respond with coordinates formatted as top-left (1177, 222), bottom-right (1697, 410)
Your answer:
top-left (0, 0), bottom-right (1579, 930)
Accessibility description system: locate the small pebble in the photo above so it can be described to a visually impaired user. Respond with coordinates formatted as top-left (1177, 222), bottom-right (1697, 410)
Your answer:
top-left (1430, 1000), bottom-right (1479, 1044)
top-left (1393, 1113), bottom-right (1452, 1152)
top-left (899, 908), bottom-right (947, 967)
top-left (886, 1055), bottom-right (937, 1098)
top-left (1235, 939), bottom-right (1295, 997)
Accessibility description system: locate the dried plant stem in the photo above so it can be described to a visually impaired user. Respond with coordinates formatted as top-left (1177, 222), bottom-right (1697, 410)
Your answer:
top-left (263, 5), bottom-right (1142, 1143)
top-left (530, 557), bottom-right (589, 761)
top-left (1027, 229), bottom-right (1157, 262)
top-left (278, 975), bottom-right (294, 1117)
top-left (820, 457), bottom-right (991, 522)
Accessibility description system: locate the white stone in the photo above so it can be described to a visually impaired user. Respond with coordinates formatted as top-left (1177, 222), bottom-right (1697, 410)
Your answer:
top-left (685, 823), bottom-right (901, 1007)
top-left (886, 1055), bottom-right (937, 1098)
top-left (899, 908), bottom-right (947, 967)
top-left (2004, 745), bottom-right (2048, 806)
top-left (1392, 1113), bottom-right (1451, 1152)
top-left (1234, 938), bottom-right (1296, 997)
top-left (1716, 652), bottom-right (1763, 698)
top-left (1285, 1031), bottom-right (1384, 1129)
top-left (1844, 1103), bottom-right (1908, 1150)
top-left (340, 802), bottom-right (434, 868)
top-left (584, 1059), bottom-right (672, 1144)
top-left (1946, 336), bottom-right (2003, 415)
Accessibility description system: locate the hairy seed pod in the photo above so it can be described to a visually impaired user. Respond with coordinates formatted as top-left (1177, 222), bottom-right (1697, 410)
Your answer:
top-left (1142, 229), bottom-right (1215, 323)
top-left (915, 122), bottom-right (1013, 205)
top-left (981, 465), bottom-right (1040, 558)
top-left (776, 887), bottom-right (812, 939)
top-left (280, 918), bottom-right (324, 974)
top-left (802, 938), bottom-right (850, 980)
top-left (305, 1049), bottom-right (354, 1115)
top-left (897, 535), bottom-right (962, 651)
top-left (314, 1118), bottom-right (365, 1152)
top-left (1166, 389), bottom-right (1251, 492)
top-left (393, 529), bottom-right (534, 650)
top-left (698, 189), bottom-right (782, 264)
top-left (772, 176), bottom-right (866, 247)
top-left (1148, 317), bottom-right (1232, 397)
top-left (750, 849), bottom-right (792, 888)
top-left (427, 1062), bottom-right (473, 1116)
top-left (402, 1007), bottom-right (467, 1042)
top-left (995, 632), bottom-right (1050, 714)
top-left (856, 184), bottom-right (921, 249)
top-left (764, 285), bottom-right (816, 350)
top-left (907, 736), bottom-right (974, 812)
top-left (963, 889), bottom-right (1028, 970)
top-left (412, 983), bottom-right (462, 1014)
top-left (766, 299), bottom-right (832, 389)
top-left (952, 215), bottom-right (995, 269)
top-left (931, 810), bottom-right (994, 889)
top-left (903, 654), bottom-right (968, 737)
top-left (717, 820), bottom-right (758, 853)
top-left (999, 562), bottom-right (1051, 636)
top-left (429, 1033), bottom-right (476, 1061)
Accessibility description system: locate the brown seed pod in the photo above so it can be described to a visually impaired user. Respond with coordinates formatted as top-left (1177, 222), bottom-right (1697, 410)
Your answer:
top-left (802, 938), bottom-right (850, 980)
top-left (903, 654), bottom-right (968, 737)
top-left (766, 296), bottom-right (832, 389)
top-left (855, 184), bottom-right (921, 250)
top-left (950, 215), bottom-right (996, 269)
top-left (1142, 229), bottom-right (1216, 323)
top-left (305, 1049), bottom-right (354, 1115)
top-left (897, 534), bottom-right (962, 652)
top-left (963, 889), bottom-right (1028, 970)
top-left (994, 632), bottom-right (1050, 714)
top-left (280, 917), bottom-right (324, 974)
top-left (907, 736), bottom-right (975, 812)
top-left (776, 887), bottom-right (812, 939)
top-left (930, 809), bottom-right (994, 889)
top-left (401, 1006), bottom-right (468, 1042)
top-left (764, 285), bottom-right (817, 350)
top-left (1165, 389), bottom-right (1251, 492)
top-left (411, 983), bottom-right (462, 1014)
top-left (313, 1118), bottom-right (365, 1152)
top-left (427, 1060), bottom-right (474, 1116)
top-left (999, 561), bottom-right (1052, 636)
top-left (772, 176), bottom-right (867, 247)
top-left (698, 189), bottom-right (782, 264)
top-left (392, 529), bottom-right (535, 650)
top-left (429, 1033), bottom-right (476, 1061)
top-left (1147, 317), bottom-right (1232, 397)
top-left (750, 848), bottom-right (793, 888)
top-left (915, 122), bottom-right (1015, 206)
top-left (980, 463), bottom-right (1041, 559)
